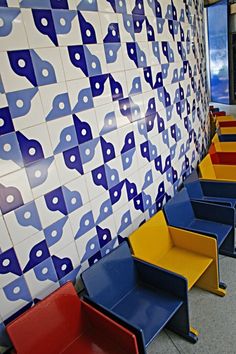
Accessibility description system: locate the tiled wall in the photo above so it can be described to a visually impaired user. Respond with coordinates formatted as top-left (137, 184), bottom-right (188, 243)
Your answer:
top-left (0, 0), bottom-right (209, 345)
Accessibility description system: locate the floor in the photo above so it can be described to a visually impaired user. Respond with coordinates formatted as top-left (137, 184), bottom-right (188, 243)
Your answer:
top-left (147, 255), bottom-right (236, 354)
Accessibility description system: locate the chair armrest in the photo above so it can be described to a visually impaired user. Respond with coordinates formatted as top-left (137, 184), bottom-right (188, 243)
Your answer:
top-left (169, 227), bottom-right (218, 260)
top-left (82, 295), bottom-right (146, 354)
top-left (191, 201), bottom-right (235, 225)
top-left (134, 258), bottom-right (187, 300)
top-left (201, 180), bottom-right (236, 198)
top-left (81, 300), bottom-right (139, 354)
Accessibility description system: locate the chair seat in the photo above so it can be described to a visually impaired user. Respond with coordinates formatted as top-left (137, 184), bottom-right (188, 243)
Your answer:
top-left (111, 284), bottom-right (183, 346)
top-left (62, 330), bottom-right (125, 354)
top-left (202, 196), bottom-right (236, 208)
top-left (156, 247), bottom-right (213, 290)
top-left (189, 219), bottom-right (232, 246)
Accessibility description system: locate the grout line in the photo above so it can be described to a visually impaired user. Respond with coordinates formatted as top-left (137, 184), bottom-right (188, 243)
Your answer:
top-left (164, 329), bottom-right (183, 354)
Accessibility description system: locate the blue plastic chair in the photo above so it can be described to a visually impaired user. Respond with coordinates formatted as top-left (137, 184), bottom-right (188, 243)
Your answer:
top-left (164, 188), bottom-right (235, 259)
top-left (184, 170), bottom-right (236, 208)
top-left (81, 243), bottom-right (198, 354)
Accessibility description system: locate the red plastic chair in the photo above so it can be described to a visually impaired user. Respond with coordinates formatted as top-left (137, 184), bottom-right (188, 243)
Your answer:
top-left (6, 282), bottom-right (139, 354)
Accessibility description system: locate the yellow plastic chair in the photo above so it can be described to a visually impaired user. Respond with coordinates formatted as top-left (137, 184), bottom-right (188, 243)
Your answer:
top-left (214, 115), bottom-right (235, 123)
top-left (211, 141), bottom-right (236, 152)
top-left (219, 127), bottom-right (236, 135)
top-left (199, 154), bottom-right (236, 182)
top-left (129, 211), bottom-right (226, 297)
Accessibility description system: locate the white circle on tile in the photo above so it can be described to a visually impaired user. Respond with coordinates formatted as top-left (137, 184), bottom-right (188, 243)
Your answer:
top-left (154, 46), bottom-right (158, 52)
top-left (88, 0), bottom-right (93, 3)
top-left (94, 258), bottom-right (98, 263)
top-left (59, 102), bottom-right (65, 110)
top-left (13, 286), bottom-right (20, 294)
top-left (36, 250), bottom-right (43, 257)
top-left (158, 77), bottom-right (161, 83)
top-left (0, 18), bottom-right (4, 27)
top-left (86, 29), bottom-right (91, 37)
top-left (70, 154), bottom-right (76, 162)
top-left (152, 149), bottom-right (155, 155)
top-left (136, 200), bottom-right (140, 205)
top-left (24, 211), bottom-right (31, 219)
top-left (149, 121), bottom-right (152, 126)
top-left (66, 134), bottom-right (72, 142)
top-left (95, 82), bottom-right (100, 89)
top-left (29, 147), bottom-right (36, 156)
top-left (35, 170), bottom-right (42, 178)
top-left (114, 191), bottom-right (118, 197)
top-left (83, 96), bottom-right (88, 103)
top-left (105, 249), bottom-right (110, 254)
top-left (61, 264), bottom-right (67, 271)
top-left (104, 206), bottom-right (108, 213)
top-left (109, 50), bottom-right (113, 56)
top-left (84, 219), bottom-right (90, 226)
top-left (147, 176), bottom-right (150, 181)
top-left (75, 53), bottom-right (80, 61)
top-left (124, 217), bottom-right (128, 223)
top-left (16, 99), bottom-right (24, 108)
top-left (146, 200), bottom-right (149, 205)
top-left (138, 3), bottom-right (142, 9)
top-left (150, 103), bottom-right (154, 109)
top-left (42, 267), bottom-right (48, 275)
top-left (107, 149), bottom-right (111, 155)
top-left (42, 69), bottom-right (49, 77)
top-left (91, 61), bottom-right (96, 68)
top-left (85, 148), bottom-right (90, 156)
top-left (60, 17), bottom-right (66, 26)
top-left (51, 230), bottom-right (57, 237)
top-left (108, 119), bottom-right (112, 125)
top-left (159, 122), bottom-right (163, 127)
top-left (81, 128), bottom-right (87, 136)
top-left (160, 187), bottom-right (163, 192)
top-left (71, 197), bottom-right (77, 205)
top-left (130, 188), bottom-right (134, 193)
top-left (41, 18), bottom-right (48, 26)
top-left (111, 174), bottom-right (115, 181)
top-left (130, 48), bottom-right (134, 55)
top-left (123, 104), bottom-right (127, 110)
top-left (18, 59), bottom-right (26, 68)
top-left (125, 157), bottom-right (129, 163)
top-left (6, 195), bottom-right (14, 203)
top-left (115, 88), bottom-right (119, 94)
top-left (97, 173), bottom-right (102, 180)
top-left (52, 197), bottom-right (59, 204)
top-left (103, 234), bottom-right (107, 240)
top-left (158, 202), bottom-right (161, 207)
top-left (136, 21), bottom-right (140, 28)
top-left (2, 259), bottom-right (10, 267)
top-left (3, 143), bottom-right (11, 152)
top-left (0, 118), bottom-right (4, 127)
top-left (134, 109), bottom-right (138, 116)
top-left (140, 124), bottom-right (144, 129)
top-left (112, 29), bottom-right (116, 36)
top-left (143, 147), bottom-right (147, 152)
top-left (156, 161), bottom-right (160, 166)
top-left (119, 0), bottom-right (123, 7)
top-left (135, 83), bottom-right (139, 89)
top-left (149, 30), bottom-right (152, 36)
top-left (90, 243), bottom-right (95, 250)
top-left (126, 19), bottom-right (131, 27)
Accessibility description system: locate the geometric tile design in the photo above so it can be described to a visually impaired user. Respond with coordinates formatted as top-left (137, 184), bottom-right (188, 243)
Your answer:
top-left (0, 0), bottom-right (209, 345)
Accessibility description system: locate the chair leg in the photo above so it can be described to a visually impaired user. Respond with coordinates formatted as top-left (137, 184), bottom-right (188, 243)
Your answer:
top-left (196, 262), bottom-right (226, 297)
top-left (167, 303), bottom-right (198, 344)
top-left (219, 230), bottom-right (236, 258)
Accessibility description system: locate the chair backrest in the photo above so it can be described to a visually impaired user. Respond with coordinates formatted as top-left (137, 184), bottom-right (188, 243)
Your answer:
top-left (129, 211), bottom-right (173, 263)
top-left (81, 242), bottom-right (137, 309)
top-left (184, 179), bottom-right (204, 199)
top-left (198, 155), bottom-right (216, 179)
top-left (210, 151), bottom-right (236, 165)
top-left (164, 188), bottom-right (195, 228)
top-left (213, 141), bottom-right (236, 152)
top-left (7, 283), bottom-right (83, 354)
